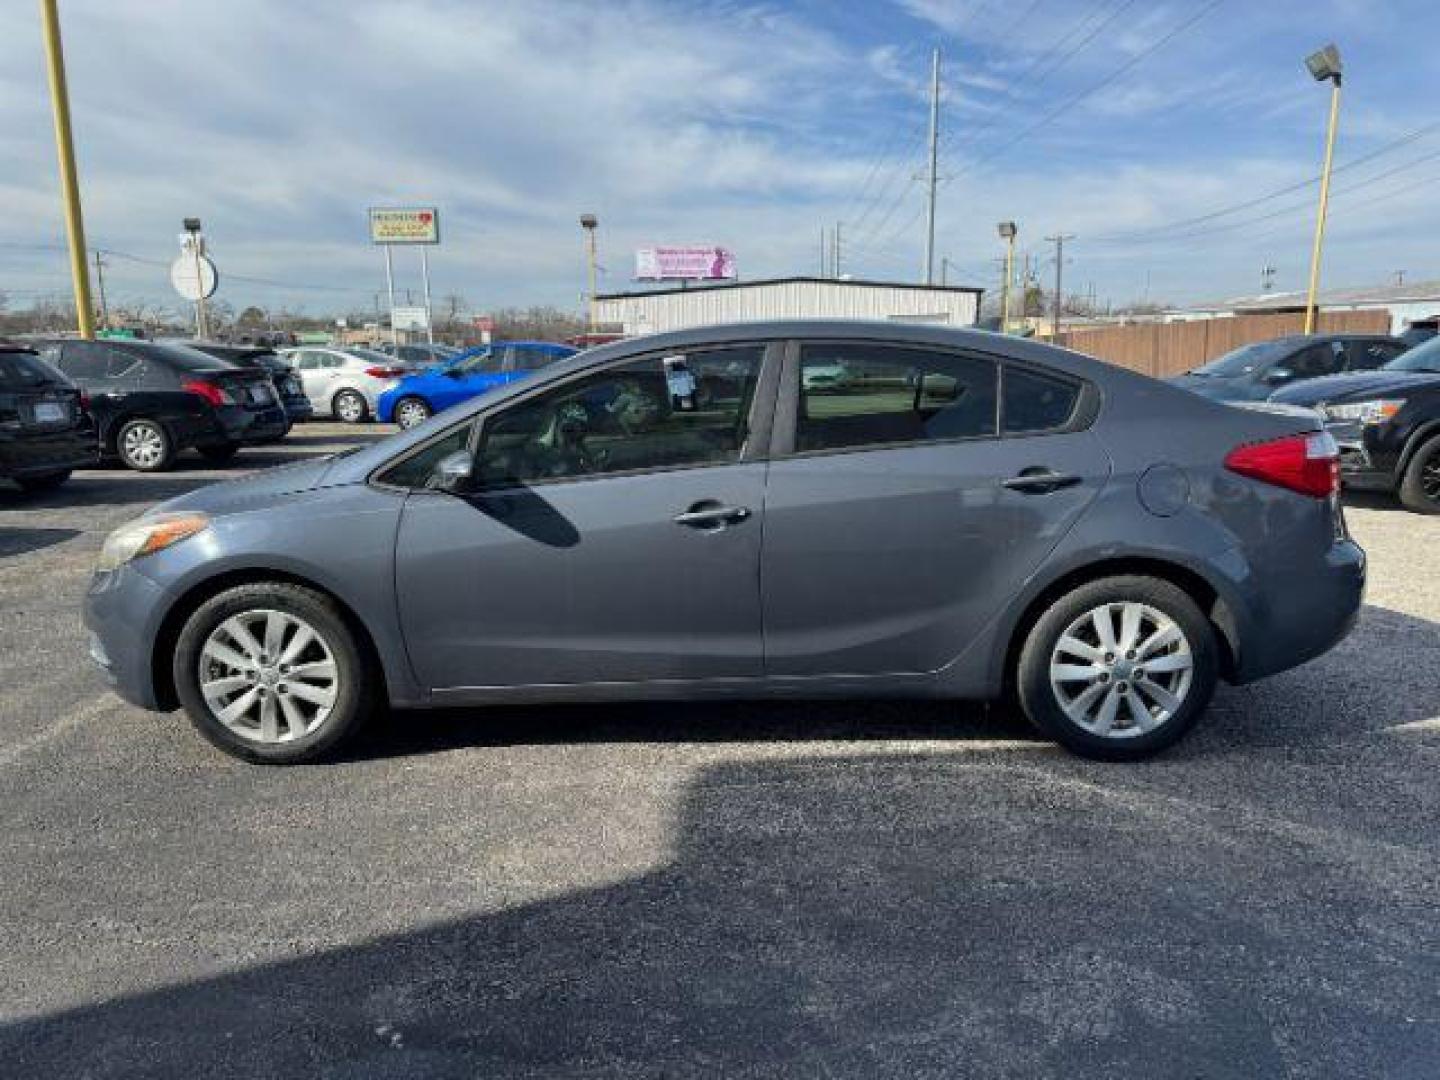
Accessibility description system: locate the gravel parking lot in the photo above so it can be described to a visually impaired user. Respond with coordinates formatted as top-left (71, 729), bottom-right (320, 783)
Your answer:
top-left (1, 424), bottom-right (1437, 1078)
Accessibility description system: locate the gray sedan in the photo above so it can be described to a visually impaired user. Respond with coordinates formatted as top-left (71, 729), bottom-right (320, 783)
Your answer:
top-left (85, 321), bottom-right (1364, 764)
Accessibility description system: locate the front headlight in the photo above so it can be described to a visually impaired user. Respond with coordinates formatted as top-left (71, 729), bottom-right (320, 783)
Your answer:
top-left (97, 512), bottom-right (209, 572)
top-left (1323, 398), bottom-right (1405, 425)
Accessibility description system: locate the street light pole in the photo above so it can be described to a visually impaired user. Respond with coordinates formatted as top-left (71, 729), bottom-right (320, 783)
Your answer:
top-left (1303, 44), bottom-right (1343, 335)
top-left (580, 214), bottom-right (599, 334)
top-left (38, 0), bottom-right (94, 339)
top-left (997, 222), bottom-right (1017, 334)
top-left (922, 47), bottom-right (941, 285)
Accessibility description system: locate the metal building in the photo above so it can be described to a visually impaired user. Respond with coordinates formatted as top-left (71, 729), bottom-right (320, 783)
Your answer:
top-left (594, 277), bottom-right (983, 337)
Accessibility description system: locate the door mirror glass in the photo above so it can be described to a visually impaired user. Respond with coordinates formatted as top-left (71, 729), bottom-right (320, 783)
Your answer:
top-left (431, 449), bottom-right (474, 491)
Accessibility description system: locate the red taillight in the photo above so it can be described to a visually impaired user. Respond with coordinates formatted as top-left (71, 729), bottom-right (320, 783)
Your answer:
top-left (365, 365), bottom-right (406, 379)
top-left (1224, 431), bottom-right (1339, 498)
top-left (78, 391), bottom-right (91, 411)
top-left (182, 379), bottom-right (233, 407)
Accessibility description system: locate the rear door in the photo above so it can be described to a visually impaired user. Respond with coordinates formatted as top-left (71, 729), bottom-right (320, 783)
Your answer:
top-left (759, 340), bottom-right (1111, 677)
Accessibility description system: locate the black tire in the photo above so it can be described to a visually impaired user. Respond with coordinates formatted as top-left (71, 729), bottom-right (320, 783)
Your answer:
top-left (173, 582), bottom-right (373, 765)
top-left (1016, 575), bottom-right (1218, 761)
top-left (115, 418), bottom-right (175, 472)
top-left (16, 470), bottom-right (71, 492)
top-left (393, 395), bottom-right (432, 430)
top-left (198, 443), bottom-right (241, 465)
top-left (332, 389), bottom-right (368, 424)
top-left (1398, 433), bottom-right (1440, 514)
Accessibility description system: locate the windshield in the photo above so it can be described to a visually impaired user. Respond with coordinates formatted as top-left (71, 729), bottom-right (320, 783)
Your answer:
top-left (449, 348), bottom-right (505, 376)
top-left (345, 346), bottom-right (403, 365)
top-left (1192, 339), bottom-right (1293, 378)
top-left (1384, 336), bottom-right (1440, 373)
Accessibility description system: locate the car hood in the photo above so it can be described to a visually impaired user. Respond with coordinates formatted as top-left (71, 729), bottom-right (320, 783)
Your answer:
top-left (152, 456), bottom-right (343, 517)
top-left (1269, 370), bottom-right (1440, 406)
top-left (1166, 373), bottom-right (1255, 401)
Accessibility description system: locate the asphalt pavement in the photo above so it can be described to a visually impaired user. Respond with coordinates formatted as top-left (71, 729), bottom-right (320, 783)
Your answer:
top-left (1, 423), bottom-right (1437, 1079)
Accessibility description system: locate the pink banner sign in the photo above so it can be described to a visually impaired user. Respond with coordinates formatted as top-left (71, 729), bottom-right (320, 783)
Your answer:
top-left (635, 246), bottom-right (736, 281)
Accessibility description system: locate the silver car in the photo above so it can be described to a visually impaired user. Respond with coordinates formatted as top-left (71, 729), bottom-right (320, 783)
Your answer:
top-left (86, 320), bottom-right (1363, 765)
top-left (278, 346), bottom-right (409, 423)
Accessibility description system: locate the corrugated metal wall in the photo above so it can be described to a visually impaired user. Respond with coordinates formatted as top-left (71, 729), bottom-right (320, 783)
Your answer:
top-left (596, 281), bottom-right (980, 335)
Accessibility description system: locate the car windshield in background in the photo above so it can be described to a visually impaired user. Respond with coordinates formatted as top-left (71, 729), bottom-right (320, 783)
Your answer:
top-left (450, 349), bottom-right (504, 375)
top-left (1192, 339), bottom-right (1291, 378)
top-left (0, 350), bottom-right (60, 385)
top-left (1383, 336), bottom-right (1440, 373)
top-left (345, 346), bottom-right (401, 365)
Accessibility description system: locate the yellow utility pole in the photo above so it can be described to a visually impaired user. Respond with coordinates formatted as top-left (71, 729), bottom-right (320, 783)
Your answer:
top-left (38, 0), bottom-right (95, 339)
top-left (998, 221), bottom-right (1018, 333)
top-left (1303, 45), bottom-right (1343, 335)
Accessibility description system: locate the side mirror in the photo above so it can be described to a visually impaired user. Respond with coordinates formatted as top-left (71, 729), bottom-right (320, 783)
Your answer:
top-left (430, 449), bottom-right (474, 492)
top-left (1264, 367), bottom-right (1294, 384)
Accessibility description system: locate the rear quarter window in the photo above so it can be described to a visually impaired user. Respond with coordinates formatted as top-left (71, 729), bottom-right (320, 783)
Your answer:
top-left (1001, 366), bottom-right (1081, 434)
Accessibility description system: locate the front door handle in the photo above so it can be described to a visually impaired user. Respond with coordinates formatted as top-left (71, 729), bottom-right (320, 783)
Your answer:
top-left (673, 501), bottom-right (752, 529)
top-left (1001, 468), bottom-right (1082, 494)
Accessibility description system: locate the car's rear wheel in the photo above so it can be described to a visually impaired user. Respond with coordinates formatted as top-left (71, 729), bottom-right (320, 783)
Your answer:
top-left (16, 470), bottom-right (71, 492)
top-left (393, 396), bottom-right (432, 429)
top-left (1016, 575), bottom-right (1218, 761)
top-left (333, 389), bottom-right (368, 424)
top-left (1398, 433), bottom-right (1440, 514)
top-left (173, 582), bottom-right (372, 764)
top-left (116, 418), bottom-right (174, 472)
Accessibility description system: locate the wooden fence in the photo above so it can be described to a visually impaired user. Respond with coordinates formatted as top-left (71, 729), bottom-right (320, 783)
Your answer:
top-left (1047, 310), bottom-right (1391, 378)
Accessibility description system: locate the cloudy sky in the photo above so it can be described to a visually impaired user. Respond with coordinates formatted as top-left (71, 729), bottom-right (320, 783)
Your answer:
top-left (3, 0), bottom-right (1438, 318)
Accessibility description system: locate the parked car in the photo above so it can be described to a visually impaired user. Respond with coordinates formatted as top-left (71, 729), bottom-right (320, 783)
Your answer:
top-left (377, 341), bottom-right (577, 429)
top-left (276, 346), bottom-right (410, 422)
top-left (1270, 333), bottom-right (1440, 513)
top-left (1397, 320), bottom-right (1437, 349)
top-left (1168, 334), bottom-right (1409, 402)
top-left (30, 339), bottom-right (288, 471)
top-left (183, 343), bottom-right (314, 430)
top-left (0, 343), bottom-right (95, 491)
top-left (380, 342), bottom-right (462, 368)
top-left (84, 321), bottom-right (1363, 765)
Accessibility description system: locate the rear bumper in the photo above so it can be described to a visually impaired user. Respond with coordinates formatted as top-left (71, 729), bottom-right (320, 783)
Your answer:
top-left (195, 404), bottom-right (290, 448)
top-left (282, 396), bottom-right (314, 422)
top-left (0, 426), bottom-right (97, 476)
top-left (1229, 538), bottom-right (1366, 684)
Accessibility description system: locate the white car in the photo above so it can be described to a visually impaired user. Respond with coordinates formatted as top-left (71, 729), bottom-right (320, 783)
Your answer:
top-left (278, 346), bottom-right (410, 423)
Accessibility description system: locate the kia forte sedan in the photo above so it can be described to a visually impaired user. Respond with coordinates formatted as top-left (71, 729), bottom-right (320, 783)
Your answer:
top-left (84, 321), bottom-right (1364, 764)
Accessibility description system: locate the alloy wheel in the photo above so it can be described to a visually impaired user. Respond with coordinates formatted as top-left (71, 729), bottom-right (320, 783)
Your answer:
top-left (1048, 602), bottom-right (1194, 738)
top-left (395, 398), bottom-right (431, 429)
top-left (335, 392), bottom-right (366, 423)
top-left (1421, 450), bottom-right (1440, 502)
top-left (121, 423), bottom-right (166, 469)
top-left (198, 609), bottom-right (339, 744)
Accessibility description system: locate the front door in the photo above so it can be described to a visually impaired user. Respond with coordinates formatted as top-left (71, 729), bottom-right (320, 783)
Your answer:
top-left (761, 340), bottom-right (1111, 677)
top-left (394, 342), bottom-right (775, 692)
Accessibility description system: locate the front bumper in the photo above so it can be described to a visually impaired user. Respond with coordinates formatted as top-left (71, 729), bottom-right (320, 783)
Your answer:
top-left (83, 563), bottom-right (170, 711)
top-left (1327, 420), bottom-right (1399, 492)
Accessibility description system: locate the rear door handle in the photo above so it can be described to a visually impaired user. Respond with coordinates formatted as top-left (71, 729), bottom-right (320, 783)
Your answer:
top-left (673, 502), bottom-right (752, 529)
top-left (1001, 469), bottom-right (1082, 494)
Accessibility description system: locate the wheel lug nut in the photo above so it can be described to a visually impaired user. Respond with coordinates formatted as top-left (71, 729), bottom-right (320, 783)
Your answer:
top-left (1126, 650), bottom-right (1136, 660)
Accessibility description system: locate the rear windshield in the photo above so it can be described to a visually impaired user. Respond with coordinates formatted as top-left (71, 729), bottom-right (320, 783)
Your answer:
top-left (1192, 339), bottom-right (1293, 378)
top-left (0, 350), bottom-right (64, 387)
top-left (1385, 336), bottom-right (1440, 373)
top-left (126, 343), bottom-right (239, 371)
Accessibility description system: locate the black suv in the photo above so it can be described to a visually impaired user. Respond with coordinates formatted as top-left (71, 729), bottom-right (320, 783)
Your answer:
top-left (0, 344), bottom-right (95, 491)
top-left (1271, 334), bottom-right (1440, 513)
top-left (183, 342), bottom-right (314, 431)
top-left (31, 339), bottom-right (288, 471)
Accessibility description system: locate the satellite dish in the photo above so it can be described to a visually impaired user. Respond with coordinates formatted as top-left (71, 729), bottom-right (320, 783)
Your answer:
top-left (171, 254), bottom-right (218, 301)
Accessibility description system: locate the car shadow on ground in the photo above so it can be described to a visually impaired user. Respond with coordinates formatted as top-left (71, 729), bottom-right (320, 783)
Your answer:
top-left (0, 526), bottom-right (81, 558)
top-left (1342, 490), bottom-right (1406, 513)
top-left (7, 744), bottom-right (1438, 1078)
top-left (345, 603), bottom-right (1440, 764)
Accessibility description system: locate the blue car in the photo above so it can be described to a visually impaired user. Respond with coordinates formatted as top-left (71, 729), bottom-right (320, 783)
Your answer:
top-left (377, 340), bottom-right (578, 428)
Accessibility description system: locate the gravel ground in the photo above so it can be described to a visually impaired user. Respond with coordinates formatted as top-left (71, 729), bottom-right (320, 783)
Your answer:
top-left (1, 424), bottom-right (1437, 1079)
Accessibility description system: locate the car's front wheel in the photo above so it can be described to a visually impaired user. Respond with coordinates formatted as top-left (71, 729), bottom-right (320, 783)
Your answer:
top-left (393, 396), bottom-right (432, 430)
top-left (116, 418), bottom-right (174, 472)
top-left (1016, 575), bottom-right (1218, 761)
top-left (1398, 433), bottom-right (1440, 514)
top-left (333, 389), bottom-right (368, 424)
top-left (173, 582), bottom-right (373, 764)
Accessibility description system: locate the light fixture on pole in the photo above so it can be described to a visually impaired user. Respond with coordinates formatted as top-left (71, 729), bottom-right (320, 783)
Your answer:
top-left (997, 221), bottom-right (1018, 334)
top-left (183, 217), bottom-right (210, 339)
top-left (1302, 43), bottom-right (1342, 335)
top-left (580, 214), bottom-right (599, 334)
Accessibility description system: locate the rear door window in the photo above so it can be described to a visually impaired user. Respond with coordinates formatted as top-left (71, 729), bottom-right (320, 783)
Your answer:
top-left (58, 341), bottom-right (109, 381)
top-left (1346, 340), bottom-right (1406, 370)
top-left (1285, 342), bottom-right (1345, 380)
top-left (795, 343), bottom-right (997, 453)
